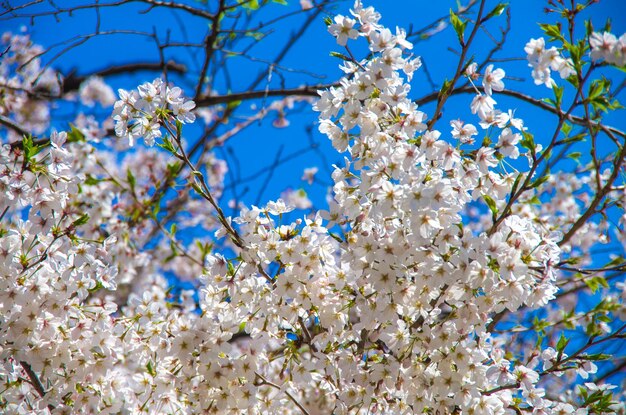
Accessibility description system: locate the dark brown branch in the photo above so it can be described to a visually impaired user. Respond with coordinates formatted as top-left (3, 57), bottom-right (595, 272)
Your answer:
top-left (20, 361), bottom-right (55, 411)
top-left (0, 0), bottom-right (214, 20)
top-left (62, 60), bottom-right (187, 93)
top-left (0, 115), bottom-right (31, 138)
top-left (194, 0), bottom-right (226, 99)
top-left (195, 84), bottom-right (325, 107)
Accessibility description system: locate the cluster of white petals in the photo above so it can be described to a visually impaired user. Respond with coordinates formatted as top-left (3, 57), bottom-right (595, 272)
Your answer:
top-left (79, 76), bottom-right (117, 108)
top-left (589, 31), bottom-right (626, 66)
top-left (525, 37), bottom-right (575, 88)
top-left (0, 131), bottom-right (143, 413)
top-left (1, 2), bottom-right (625, 414)
top-left (296, 4), bottom-right (564, 412)
top-left (0, 31), bottom-right (59, 139)
top-left (113, 78), bottom-right (196, 147)
top-left (463, 63), bottom-right (523, 135)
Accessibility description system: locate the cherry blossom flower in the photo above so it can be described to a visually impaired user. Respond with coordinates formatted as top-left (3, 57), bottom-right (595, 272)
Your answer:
top-left (482, 64), bottom-right (505, 96)
top-left (328, 15), bottom-right (359, 46)
top-left (450, 119), bottom-right (478, 144)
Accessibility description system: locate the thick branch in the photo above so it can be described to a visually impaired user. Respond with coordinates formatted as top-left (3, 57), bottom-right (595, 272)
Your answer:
top-left (62, 60), bottom-right (187, 93)
top-left (0, 115), bottom-right (31, 138)
top-left (19, 361), bottom-right (55, 411)
top-left (0, 0), bottom-right (214, 20)
top-left (195, 84), bottom-right (325, 107)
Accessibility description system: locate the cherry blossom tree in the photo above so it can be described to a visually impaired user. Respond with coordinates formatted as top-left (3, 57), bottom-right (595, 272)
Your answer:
top-left (1, 0), bottom-right (626, 414)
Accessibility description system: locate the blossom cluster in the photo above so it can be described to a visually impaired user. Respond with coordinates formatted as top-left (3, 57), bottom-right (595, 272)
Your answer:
top-left (78, 76), bottom-right (117, 108)
top-left (304, 4), bottom-right (568, 412)
top-left (525, 37), bottom-right (575, 88)
top-left (1, 2), bottom-right (625, 414)
top-left (112, 78), bottom-right (196, 147)
top-left (0, 125), bottom-right (241, 414)
top-left (0, 56), bottom-right (233, 413)
top-left (590, 31), bottom-right (626, 66)
top-left (0, 132), bottom-right (132, 413)
top-left (462, 63), bottom-right (526, 154)
top-left (0, 30), bottom-right (59, 139)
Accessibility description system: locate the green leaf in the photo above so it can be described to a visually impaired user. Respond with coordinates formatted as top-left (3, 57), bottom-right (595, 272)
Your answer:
top-left (530, 171), bottom-right (550, 189)
top-left (587, 79), bottom-right (606, 101)
top-left (527, 195), bottom-right (541, 205)
top-left (510, 173), bottom-right (522, 196)
top-left (22, 134), bottom-right (33, 158)
top-left (539, 23), bottom-right (564, 43)
top-left (449, 9), bottom-right (467, 44)
top-left (553, 85), bottom-right (564, 107)
top-left (578, 385), bottom-right (589, 400)
top-left (556, 333), bottom-right (569, 354)
top-left (439, 78), bottom-right (453, 99)
top-left (585, 20), bottom-right (594, 37)
top-left (167, 240), bottom-right (178, 260)
top-left (483, 194), bottom-right (498, 219)
top-left (166, 162), bottom-right (181, 176)
top-left (485, 3), bottom-right (508, 20)
top-left (608, 98), bottom-right (624, 111)
top-left (88, 280), bottom-right (104, 293)
top-left (240, 0), bottom-right (259, 10)
top-left (560, 122), bottom-right (572, 136)
top-left (158, 136), bottom-right (176, 154)
top-left (126, 168), bottom-right (136, 193)
top-left (191, 182), bottom-right (204, 197)
top-left (71, 213), bottom-right (90, 228)
top-left (605, 256), bottom-right (626, 267)
top-left (520, 131), bottom-right (536, 154)
top-left (21, 134), bottom-right (44, 166)
top-left (587, 79), bottom-right (616, 114)
top-left (227, 260), bottom-right (236, 277)
top-left (151, 202), bottom-right (161, 219)
top-left (146, 361), bottom-right (156, 377)
top-left (67, 124), bottom-right (86, 143)
top-left (323, 16), bottom-right (333, 26)
top-left (585, 276), bottom-right (609, 293)
top-left (196, 241), bottom-right (213, 258)
top-left (245, 31), bottom-right (265, 41)
top-left (227, 99), bottom-right (242, 110)
top-left (561, 133), bottom-right (586, 144)
top-left (84, 175), bottom-right (102, 186)
top-left (566, 151), bottom-right (581, 163)
top-left (583, 353), bottom-right (611, 361)
top-left (533, 316), bottom-right (549, 335)
top-left (329, 51), bottom-right (351, 61)
top-left (272, 0), bottom-right (288, 4)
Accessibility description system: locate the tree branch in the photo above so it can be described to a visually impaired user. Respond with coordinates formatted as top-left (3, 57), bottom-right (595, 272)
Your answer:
top-left (62, 60), bottom-right (187, 93)
top-left (19, 361), bottom-right (55, 411)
